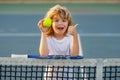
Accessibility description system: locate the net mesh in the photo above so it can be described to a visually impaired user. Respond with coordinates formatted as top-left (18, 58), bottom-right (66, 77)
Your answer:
top-left (0, 65), bottom-right (96, 80)
top-left (103, 66), bottom-right (120, 80)
top-left (0, 58), bottom-right (120, 80)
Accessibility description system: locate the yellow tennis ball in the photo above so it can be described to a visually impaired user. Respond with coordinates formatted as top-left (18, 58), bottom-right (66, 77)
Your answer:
top-left (43, 18), bottom-right (52, 27)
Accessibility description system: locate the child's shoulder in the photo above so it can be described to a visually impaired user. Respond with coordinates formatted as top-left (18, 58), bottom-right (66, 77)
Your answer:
top-left (66, 34), bottom-right (72, 37)
top-left (65, 34), bottom-right (72, 39)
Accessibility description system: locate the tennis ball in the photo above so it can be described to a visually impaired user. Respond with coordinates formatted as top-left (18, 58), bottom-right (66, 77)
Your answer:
top-left (43, 18), bottom-right (52, 27)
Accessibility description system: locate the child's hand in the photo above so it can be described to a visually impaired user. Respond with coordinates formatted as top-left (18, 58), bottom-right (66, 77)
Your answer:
top-left (68, 24), bottom-right (79, 36)
top-left (37, 19), bottom-right (49, 33)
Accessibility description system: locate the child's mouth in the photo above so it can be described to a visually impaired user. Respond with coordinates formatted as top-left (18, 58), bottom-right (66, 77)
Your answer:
top-left (57, 27), bottom-right (64, 30)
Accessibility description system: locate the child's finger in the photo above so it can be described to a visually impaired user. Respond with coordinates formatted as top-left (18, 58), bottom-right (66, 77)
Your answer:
top-left (38, 20), bottom-right (42, 27)
top-left (74, 24), bottom-right (79, 28)
top-left (38, 19), bottom-right (44, 26)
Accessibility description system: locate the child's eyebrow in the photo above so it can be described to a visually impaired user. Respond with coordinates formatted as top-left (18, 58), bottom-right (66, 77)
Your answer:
top-left (52, 17), bottom-right (58, 20)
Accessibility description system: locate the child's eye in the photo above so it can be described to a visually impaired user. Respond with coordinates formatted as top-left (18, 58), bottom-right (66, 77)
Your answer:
top-left (53, 19), bottom-right (59, 22)
top-left (62, 19), bottom-right (67, 22)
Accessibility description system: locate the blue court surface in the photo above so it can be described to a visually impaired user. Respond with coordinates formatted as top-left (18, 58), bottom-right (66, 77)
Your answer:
top-left (0, 3), bottom-right (120, 58)
top-left (0, 13), bottom-right (120, 58)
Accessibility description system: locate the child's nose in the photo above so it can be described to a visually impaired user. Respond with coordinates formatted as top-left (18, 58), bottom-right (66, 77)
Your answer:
top-left (58, 20), bottom-right (63, 24)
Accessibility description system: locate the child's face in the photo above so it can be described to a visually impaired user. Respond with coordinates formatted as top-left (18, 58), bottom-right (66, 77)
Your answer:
top-left (52, 15), bottom-right (68, 35)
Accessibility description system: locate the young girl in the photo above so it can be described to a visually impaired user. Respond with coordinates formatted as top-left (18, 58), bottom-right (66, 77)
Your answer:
top-left (38, 4), bottom-right (83, 80)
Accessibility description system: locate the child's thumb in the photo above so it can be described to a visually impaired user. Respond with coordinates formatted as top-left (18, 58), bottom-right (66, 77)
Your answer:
top-left (74, 24), bottom-right (79, 28)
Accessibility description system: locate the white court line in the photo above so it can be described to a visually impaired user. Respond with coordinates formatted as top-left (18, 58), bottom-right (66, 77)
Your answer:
top-left (0, 33), bottom-right (120, 37)
top-left (80, 33), bottom-right (120, 37)
top-left (0, 33), bottom-right (40, 37)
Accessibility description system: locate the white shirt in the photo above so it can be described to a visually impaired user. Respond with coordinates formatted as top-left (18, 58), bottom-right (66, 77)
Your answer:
top-left (44, 34), bottom-right (83, 80)
top-left (47, 34), bottom-right (83, 56)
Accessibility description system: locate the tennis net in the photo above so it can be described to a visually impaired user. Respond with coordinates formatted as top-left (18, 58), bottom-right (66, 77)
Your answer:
top-left (0, 57), bottom-right (120, 80)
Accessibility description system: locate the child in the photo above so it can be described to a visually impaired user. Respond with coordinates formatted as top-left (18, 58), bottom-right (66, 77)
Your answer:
top-left (38, 4), bottom-right (83, 80)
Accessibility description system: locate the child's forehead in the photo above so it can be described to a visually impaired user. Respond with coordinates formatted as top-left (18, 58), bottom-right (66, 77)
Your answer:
top-left (52, 15), bottom-right (67, 19)
top-left (53, 15), bottom-right (60, 19)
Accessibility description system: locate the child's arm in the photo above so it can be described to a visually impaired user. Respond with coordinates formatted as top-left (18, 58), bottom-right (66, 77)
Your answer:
top-left (38, 20), bottom-right (49, 56)
top-left (39, 33), bottom-right (49, 56)
top-left (68, 24), bottom-right (80, 56)
top-left (71, 34), bottom-right (79, 56)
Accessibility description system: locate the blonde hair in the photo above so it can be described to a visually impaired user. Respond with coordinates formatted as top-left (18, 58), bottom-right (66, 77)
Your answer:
top-left (44, 4), bottom-right (73, 36)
